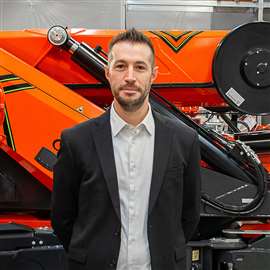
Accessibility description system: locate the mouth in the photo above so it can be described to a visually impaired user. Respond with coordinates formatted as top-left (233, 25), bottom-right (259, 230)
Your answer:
top-left (120, 87), bottom-right (140, 95)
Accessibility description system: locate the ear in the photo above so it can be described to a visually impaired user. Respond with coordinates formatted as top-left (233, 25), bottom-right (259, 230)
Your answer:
top-left (151, 66), bottom-right (159, 84)
top-left (105, 65), bottom-right (110, 81)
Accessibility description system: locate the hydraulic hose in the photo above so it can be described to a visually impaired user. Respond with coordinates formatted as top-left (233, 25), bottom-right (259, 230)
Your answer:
top-left (47, 25), bottom-right (268, 215)
top-left (151, 90), bottom-right (267, 215)
top-left (201, 139), bottom-right (267, 215)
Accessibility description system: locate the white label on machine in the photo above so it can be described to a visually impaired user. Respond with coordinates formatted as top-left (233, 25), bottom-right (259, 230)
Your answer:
top-left (242, 198), bottom-right (254, 204)
top-left (225, 87), bottom-right (245, 107)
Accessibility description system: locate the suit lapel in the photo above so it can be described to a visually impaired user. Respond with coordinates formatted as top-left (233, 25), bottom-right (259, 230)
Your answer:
top-left (91, 109), bottom-right (173, 219)
top-left (148, 111), bottom-right (173, 215)
top-left (92, 110), bottom-right (121, 221)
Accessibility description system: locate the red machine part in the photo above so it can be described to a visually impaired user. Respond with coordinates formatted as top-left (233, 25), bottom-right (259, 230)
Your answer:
top-left (256, 124), bottom-right (270, 131)
top-left (240, 223), bottom-right (270, 239)
top-left (0, 213), bottom-right (51, 229)
top-left (257, 152), bottom-right (270, 173)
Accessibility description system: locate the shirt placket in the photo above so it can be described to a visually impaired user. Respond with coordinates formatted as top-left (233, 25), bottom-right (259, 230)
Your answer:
top-left (128, 128), bottom-right (138, 268)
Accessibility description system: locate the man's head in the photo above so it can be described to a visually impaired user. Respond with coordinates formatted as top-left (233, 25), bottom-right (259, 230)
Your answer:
top-left (105, 28), bottom-right (158, 112)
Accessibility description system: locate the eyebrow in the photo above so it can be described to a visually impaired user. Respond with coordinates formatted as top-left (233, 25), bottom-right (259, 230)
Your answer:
top-left (114, 60), bottom-right (148, 65)
top-left (135, 61), bottom-right (148, 66)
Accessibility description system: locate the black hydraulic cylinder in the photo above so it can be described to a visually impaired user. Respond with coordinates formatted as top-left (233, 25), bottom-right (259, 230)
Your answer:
top-left (47, 26), bottom-right (109, 86)
top-left (71, 45), bottom-right (109, 86)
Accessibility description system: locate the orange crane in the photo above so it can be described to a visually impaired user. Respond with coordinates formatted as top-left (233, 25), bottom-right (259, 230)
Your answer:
top-left (0, 22), bottom-right (269, 270)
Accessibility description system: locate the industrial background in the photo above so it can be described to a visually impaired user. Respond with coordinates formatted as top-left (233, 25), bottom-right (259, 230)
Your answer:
top-left (0, 2), bottom-right (270, 270)
top-left (3, 0), bottom-right (265, 122)
top-left (1, 0), bottom-right (270, 30)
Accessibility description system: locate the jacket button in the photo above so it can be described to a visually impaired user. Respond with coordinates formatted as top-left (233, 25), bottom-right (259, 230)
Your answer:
top-left (114, 230), bottom-right (120, 236)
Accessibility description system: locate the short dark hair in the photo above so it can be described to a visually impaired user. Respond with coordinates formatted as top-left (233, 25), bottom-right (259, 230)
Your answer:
top-left (108, 28), bottom-right (155, 66)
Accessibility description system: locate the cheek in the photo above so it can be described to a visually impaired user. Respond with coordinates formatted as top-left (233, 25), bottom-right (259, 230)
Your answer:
top-left (140, 75), bottom-right (153, 87)
top-left (110, 74), bottom-right (123, 85)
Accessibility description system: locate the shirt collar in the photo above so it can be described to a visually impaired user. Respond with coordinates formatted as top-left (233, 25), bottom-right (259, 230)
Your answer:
top-left (110, 102), bottom-right (154, 137)
top-left (110, 103), bottom-right (127, 137)
top-left (140, 105), bottom-right (155, 136)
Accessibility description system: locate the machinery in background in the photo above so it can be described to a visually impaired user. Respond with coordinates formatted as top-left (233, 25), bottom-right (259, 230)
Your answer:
top-left (0, 88), bottom-right (5, 144)
top-left (0, 22), bottom-right (270, 270)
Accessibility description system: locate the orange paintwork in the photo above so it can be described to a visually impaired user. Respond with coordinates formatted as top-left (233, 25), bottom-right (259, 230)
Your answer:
top-left (0, 27), bottom-right (269, 234)
top-left (0, 48), bottom-right (104, 181)
top-left (0, 29), bottom-right (227, 107)
top-left (0, 28), bottom-right (228, 186)
top-left (0, 27), bottom-right (268, 189)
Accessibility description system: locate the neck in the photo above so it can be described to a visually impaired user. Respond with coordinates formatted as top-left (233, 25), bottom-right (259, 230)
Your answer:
top-left (113, 100), bottom-right (149, 126)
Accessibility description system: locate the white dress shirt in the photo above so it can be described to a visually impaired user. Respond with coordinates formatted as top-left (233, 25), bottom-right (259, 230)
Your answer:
top-left (110, 103), bottom-right (155, 270)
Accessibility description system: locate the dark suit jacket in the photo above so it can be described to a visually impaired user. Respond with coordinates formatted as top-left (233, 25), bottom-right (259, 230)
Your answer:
top-left (51, 108), bottom-right (201, 270)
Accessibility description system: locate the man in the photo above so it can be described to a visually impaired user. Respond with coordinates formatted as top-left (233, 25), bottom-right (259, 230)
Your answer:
top-left (52, 28), bottom-right (201, 270)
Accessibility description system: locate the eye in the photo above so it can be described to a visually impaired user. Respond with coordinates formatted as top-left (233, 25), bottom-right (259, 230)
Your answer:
top-left (136, 65), bottom-right (147, 71)
top-left (114, 64), bottom-right (125, 70)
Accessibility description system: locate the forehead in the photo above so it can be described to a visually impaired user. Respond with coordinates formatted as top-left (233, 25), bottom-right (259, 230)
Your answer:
top-left (110, 41), bottom-right (153, 64)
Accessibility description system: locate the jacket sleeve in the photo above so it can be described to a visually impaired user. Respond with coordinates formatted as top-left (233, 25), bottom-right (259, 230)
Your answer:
top-left (182, 132), bottom-right (201, 242)
top-left (51, 130), bottom-right (79, 251)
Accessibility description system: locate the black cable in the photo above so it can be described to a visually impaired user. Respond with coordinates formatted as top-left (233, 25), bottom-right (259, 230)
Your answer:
top-left (201, 139), bottom-right (267, 215)
top-left (151, 89), bottom-right (267, 215)
top-left (202, 126), bottom-right (266, 211)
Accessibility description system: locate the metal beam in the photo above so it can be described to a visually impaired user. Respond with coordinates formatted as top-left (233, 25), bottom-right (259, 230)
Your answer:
top-left (258, 0), bottom-right (264, 21)
top-left (127, 1), bottom-right (258, 8)
top-left (127, 1), bottom-right (270, 24)
top-left (121, 0), bottom-right (127, 29)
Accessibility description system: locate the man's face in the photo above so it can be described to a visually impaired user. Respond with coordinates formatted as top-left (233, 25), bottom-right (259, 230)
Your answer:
top-left (105, 41), bottom-right (158, 112)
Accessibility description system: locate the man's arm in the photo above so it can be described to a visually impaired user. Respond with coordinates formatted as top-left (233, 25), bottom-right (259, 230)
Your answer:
top-left (51, 130), bottom-right (79, 251)
top-left (182, 133), bottom-right (201, 242)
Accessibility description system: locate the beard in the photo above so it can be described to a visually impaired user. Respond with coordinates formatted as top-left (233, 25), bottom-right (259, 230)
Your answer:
top-left (114, 86), bottom-right (150, 112)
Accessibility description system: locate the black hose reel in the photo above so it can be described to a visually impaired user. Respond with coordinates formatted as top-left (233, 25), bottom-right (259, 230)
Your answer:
top-left (213, 22), bottom-right (270, 115)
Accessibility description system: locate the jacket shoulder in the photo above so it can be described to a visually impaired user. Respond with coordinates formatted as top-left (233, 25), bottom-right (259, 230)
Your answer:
top-left (154, 110), bottom-right (197, 140)
top-left (61, 111), bottom-right (108, 141)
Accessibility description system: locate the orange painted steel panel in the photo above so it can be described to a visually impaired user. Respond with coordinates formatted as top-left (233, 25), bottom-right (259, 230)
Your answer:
top-left (0, 29), bottom-right (227, 107)
top-left (0, 48), bottom-right (104, 180)
top-left (0, 27), bottom-right (268, 185)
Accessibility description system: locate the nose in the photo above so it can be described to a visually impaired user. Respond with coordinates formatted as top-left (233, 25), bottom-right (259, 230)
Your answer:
top-left (124, 66), bottom-right (136, 83)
